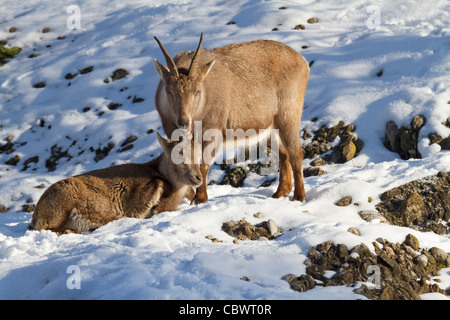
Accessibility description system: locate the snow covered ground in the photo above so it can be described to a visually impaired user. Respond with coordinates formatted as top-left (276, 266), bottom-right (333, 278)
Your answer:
top-left (0, 0), bottom-right (449, 300)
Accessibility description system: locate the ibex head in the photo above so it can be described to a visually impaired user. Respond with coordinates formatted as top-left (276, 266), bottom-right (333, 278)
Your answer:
top-left (153, 33), bottom-right (215, 131)
top-left (156, 132), bottom-right (203, 187)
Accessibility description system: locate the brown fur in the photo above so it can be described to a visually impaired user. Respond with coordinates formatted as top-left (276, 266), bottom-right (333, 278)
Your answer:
top-left (154, 35), bottom-right (309, 203)
top-left (29, 134), bottom-right (202, 234)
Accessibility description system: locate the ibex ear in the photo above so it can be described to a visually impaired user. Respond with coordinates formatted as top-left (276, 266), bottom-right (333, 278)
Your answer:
top-left (153, 58), bottom-right (170, 82)
top-left (156, 132), bottom-right (170, 153)
top-left (198, 59), bottom-right (215, 82)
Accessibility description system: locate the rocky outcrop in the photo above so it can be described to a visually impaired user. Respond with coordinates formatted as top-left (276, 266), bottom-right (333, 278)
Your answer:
top-left (284, 235), bottom-right (449, 300)
top-left (384, 115), bottom-right (426, 159)
top-left (303, 120), bottom-right (364, 164)
top-left (222, 219), bottom-right (281, 240)
top-left (376, 171), bottom-right (450, 234)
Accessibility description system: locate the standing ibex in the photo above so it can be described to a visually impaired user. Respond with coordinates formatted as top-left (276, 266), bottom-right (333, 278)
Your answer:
top-left (29, 133), bottom-right (202, 233)
top-left (153, 34), bottom-right (309, 203)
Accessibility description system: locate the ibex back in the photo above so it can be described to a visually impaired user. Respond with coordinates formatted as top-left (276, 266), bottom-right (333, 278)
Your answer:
top-left (154, 34), bottom-right (309, 203)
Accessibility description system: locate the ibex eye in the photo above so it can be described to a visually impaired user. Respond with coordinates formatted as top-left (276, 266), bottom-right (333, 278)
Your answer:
top-left (195, 90), bottom-right (201, 96)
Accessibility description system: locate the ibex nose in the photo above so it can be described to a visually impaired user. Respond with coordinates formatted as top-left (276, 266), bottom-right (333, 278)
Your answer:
top-left (177, 119), bottom-right (190, 129)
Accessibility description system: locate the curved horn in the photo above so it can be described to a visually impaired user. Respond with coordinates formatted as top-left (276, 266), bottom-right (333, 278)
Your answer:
top-left (188, 33), bottom-right (204, 77)
top-left (154, 36), bottom-right (179, 78)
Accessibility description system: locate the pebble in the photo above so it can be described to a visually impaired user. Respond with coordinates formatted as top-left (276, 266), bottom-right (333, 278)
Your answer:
top-left (358, 210), bottom-right (389, 223)
top-left (266, 219), bottom-right (278, 236)
top-left (430, 247), bottom-right (448, 265)
top-left (347, 227), bottom-right (360, 236)
top-left (253, 212), bottom-right (263, 219)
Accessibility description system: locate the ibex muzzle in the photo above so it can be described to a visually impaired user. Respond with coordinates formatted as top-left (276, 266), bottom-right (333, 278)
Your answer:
top-left (154, 34), bottom-right (309, 203)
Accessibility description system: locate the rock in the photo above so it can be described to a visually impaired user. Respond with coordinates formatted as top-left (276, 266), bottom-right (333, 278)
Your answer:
top-left (415, 254), bottom-right (428, 267)
top-left (349, 243), bottom-right (372, 259)
top-left (111, 68), bottom-right (129, 81)
top-left (358, 210), bottom-right (389, 223)
top-left (385, 121), bottom-right (399, 151)
top-left (294, 24), bottom-right (306, 30)
top-left (399, 128), bottom-right (418, 158)
top-left (399, 192), bottom-right (425, 226)
top-left (310, 157), bottom-right (326, 166)
top-left (384, 116), bottom-right (426, 159)
top-left (410, 115), bottom-right (426, 131)
top-left (65, 72), bottom-right (78, 80)
top-left (205, 235), bottom-right (222, 243)
top-left (440, 137), bottom-right (450, 150)
top-left (403, 234), bottom-right (419, 251)
top-left (335, 196), bottom-right (352, 206)
top-left (403, 245), bottom-right (418, 258)
top-left (266, 219), bottom-right (279, 236)
top-left (283, 274), bottom-right (316, 292)
top-left (22, 156), bottom-right (39, 171)
top-left (428, 132), bottom-right (443, 144)
top-left (219, 166), bottom-right (247, 188)
top-left (132, 96), bottom-right (144, 103)
top-left (222, 219), bottom-right (274, 240)
top-left (5, 154), bottom-right (20, 166)
top-left (80, 66), bottom-right (94, 74)
top-left (121, 135), bottom-right (137, 147)
top-left (339, 141), bottom-right (356, 163)
top-left (45, 144), bottom-right (72, 171)
top-left (253, 212), bottom-right (263, 219)
top-left (118, 144), bottom-right (133, 152)
top-left (430, 247), bottom-right (448, 266)
top-left (347, 227), bottom-right (360, 236)
top-left (303, 167), bottom-right (327, 177)
top-left (107, 102), bottom-right (122, 110)
top-left (33, 81), bottom-right (46, 89)
top-left (376, 171), bottom-right (450, 234)
top-left (285, 235), bottom-right (448, 299)
top-left (444, 116), bottom-right (450, 128)
top-left (93, 142), bottom-right (115, 162)
top-left (22, 203), bottom-right (35, 213)
top-left (0, 205), bottom-right (8, 213)
top-left (0, 46), bottom-right (21, 59)
top-left (42, 27), bottom-right (51, 33)
top-left (302, 121), bottom-right (363, 164)
top-left (307, 17), bottom-right (318, 24)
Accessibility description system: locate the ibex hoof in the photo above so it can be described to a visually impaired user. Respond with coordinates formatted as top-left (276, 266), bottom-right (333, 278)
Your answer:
top-left (292, 193), bottom-right (306, 202)
top-left (272, 190), bottom-right (290, 199)
top-left (191, 196), bottom-right (208, 205)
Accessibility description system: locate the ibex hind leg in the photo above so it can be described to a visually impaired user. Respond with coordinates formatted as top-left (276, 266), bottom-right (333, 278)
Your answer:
top-left (272, 140), bottom-right (293, 198)
top-left (64, 208), bottom-right (102, 233)
top-left (291, 144), bottom-right (305, 202)
top-left (276, 121), bottom-right (305, 202)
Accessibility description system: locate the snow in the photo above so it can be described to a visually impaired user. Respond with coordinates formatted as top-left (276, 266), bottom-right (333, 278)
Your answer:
top-left (0, 0), bottom-right (450, 300)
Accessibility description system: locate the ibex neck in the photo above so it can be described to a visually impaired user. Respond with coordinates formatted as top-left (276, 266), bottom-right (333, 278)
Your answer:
top-left (156, 153), bottom-right (188, 192)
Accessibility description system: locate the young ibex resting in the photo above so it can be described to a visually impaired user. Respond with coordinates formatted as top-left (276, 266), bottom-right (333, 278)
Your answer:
top-left (153, 34), bottom-right (309, 203)
top-left (29, 133), bottom-right (202, 233)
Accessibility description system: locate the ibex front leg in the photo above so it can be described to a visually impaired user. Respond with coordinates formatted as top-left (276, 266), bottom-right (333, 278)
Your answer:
top-left (192, 140), bottom-right (216, 205)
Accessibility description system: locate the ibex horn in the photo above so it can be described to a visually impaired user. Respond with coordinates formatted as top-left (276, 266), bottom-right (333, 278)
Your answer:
top-left (188, 33), bottom-right (204, 77)
top-left (154, 36), bottom-right (179, 78)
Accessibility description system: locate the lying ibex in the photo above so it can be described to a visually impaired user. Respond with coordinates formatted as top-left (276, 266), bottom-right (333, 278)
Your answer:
top-left (29, 133), bottom-right (202, 233)
top-left (153, 34), bottom-right (309, 203)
